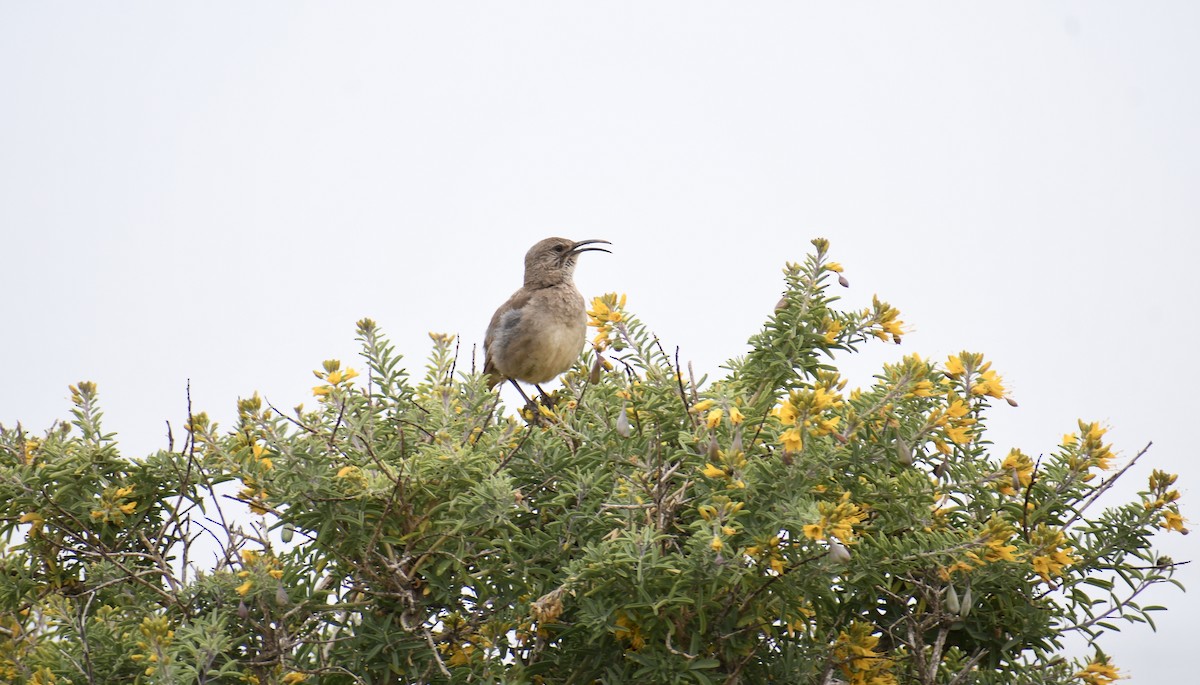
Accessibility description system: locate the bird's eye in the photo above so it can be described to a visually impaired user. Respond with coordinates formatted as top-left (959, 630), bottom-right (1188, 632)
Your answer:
top-left (552, 245), bottom-right (566, 253)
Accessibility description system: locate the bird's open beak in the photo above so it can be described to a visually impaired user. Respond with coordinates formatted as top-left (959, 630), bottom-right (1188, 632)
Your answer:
top-left (568, 239), bottom-right (612, 256)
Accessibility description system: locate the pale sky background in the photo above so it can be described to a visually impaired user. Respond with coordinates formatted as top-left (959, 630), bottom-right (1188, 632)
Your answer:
top-left (1, 2), bottom-right (1197, 681)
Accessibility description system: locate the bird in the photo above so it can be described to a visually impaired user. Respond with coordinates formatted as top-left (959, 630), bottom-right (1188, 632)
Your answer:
top-left (483, 237), bottom-right (610, 404)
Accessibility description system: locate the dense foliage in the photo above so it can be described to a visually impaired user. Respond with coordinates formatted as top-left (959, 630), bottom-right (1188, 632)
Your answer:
top-left (0, 239), bottom-right (1186, 684)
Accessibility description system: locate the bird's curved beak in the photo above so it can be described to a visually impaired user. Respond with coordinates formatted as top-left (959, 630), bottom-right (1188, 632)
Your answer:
top-left (568, 239), bottom-right (612, 256)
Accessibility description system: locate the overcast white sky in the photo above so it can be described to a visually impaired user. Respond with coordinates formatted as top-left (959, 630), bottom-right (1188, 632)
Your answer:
top-left (1, 2), bottom-right (1197, 680)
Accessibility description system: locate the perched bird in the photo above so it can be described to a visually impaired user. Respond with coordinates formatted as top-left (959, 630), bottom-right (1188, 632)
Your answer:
top-left (484, 237), bottom-right (610, 400)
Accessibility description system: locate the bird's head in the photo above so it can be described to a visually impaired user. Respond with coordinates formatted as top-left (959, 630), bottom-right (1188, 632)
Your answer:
top-left (523, 237), bottom-right (610, 287)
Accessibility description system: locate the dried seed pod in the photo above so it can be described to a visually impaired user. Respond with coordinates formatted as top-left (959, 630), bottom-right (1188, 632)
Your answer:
top-left (275, 586), bottom-right (290, 606)
top-left (945, 583), bottom-right (961, 615)
top-left (615, 402), bottom-right (631, 438)
top-left (589, 355), bottom-right (604, 385)
top-left (838, 274), bottom-right (850, 288)
top-left (707, 434), bottom-right (720, 461)
top-left (896, 436), bottom-right (913, 466)
top-left (828, 538), bottom-right (851, 565)
top-left (960, 586), bottom-right (973, 618)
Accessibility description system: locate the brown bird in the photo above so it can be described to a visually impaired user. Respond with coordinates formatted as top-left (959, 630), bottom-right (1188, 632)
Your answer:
top-left (484, 237), bottom-right (610, 402)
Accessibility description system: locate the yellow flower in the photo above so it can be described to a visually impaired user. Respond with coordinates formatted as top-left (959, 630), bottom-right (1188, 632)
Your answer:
top-left (945, 398), bottom-right (970, 419)
top-left (773, 400), bottom-right (798, 425)
top-left (943, 424), bottom-right (971, 445)
top-left (728, 406), bottom-right (745, 425)
top-left (1076, 657), bottom-right (1121, 685)
top-left (692, 399), bottom-right (716, 413)
top-left (613, 612), bottom-right (646, 650)
top-left (705, 409), bottom-right (724, 429)
top-left (281, 673), bottom-right (308, 684)
top-left (779, 428), bottom-right (803, 453)
top-left (910, 380), bottom-right (935, 397)
top-left (825, 262), bottom-right (844, 273)
top-left (235, 580), bottom-right (253, 596)
top-left (983, 537), bottom-right (1020, 563)
top-left (710, 535), bottom-right (724, 552)
top-left (802, 523), bottom-right (824, 540)
top-left (1160, 510), bottom-right (1188, 534)
top-left (944, 354), bottom-right (966, 377)
top-left (997, 448), bottom-right (1034, 496)
top-left (701, 463), bottom-right (727, 479)
top-left (970, 368), bottom-right (1006, 399)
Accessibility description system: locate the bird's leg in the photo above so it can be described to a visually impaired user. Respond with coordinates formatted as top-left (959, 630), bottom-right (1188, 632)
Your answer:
top-left (534, 384), bottom-right (555, 408)
top-left (507, 379), bottom-right (542, 424)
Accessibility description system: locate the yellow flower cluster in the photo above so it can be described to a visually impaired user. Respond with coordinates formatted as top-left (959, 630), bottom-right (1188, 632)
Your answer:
top-left (866, 296), bottom-right (905, 344)
top-left (920, 392), bottom-right (977, 453)
top-left (696, 401), bottom-right (749, 488)
top-left (235, 549), bottom-right (285, 597)
top-left (312, 359), bottom-right (360, 398)
top-left (238, 480), bottom-right (271, 516)
top-left (1062, 421), bottom-right (1115, 480)
top-left (692, 399), bottom-right (746, 429)
top-left (943, 352), bottom-right (1008, 400)
top-left (942, 517), bottom-right (1022, 579)
top-left (89, 485), bottom-right (138, 525)
top-left (803, 492), bottom-right (867, 544)
top-left (587, 293), bottom-right (627, 352)
top-left (1144, 470), bottom-right (1187, 534)
top-left (772, 377), bottom-right (846, 453)
top-left (129, 615), bottom-right (174, 677)
top-left (1075, 655), bottom-right (1121, 685)
top-left (1030, 525), bottom-right (1078, 583)
top-left (832, 621), bottom-right (897, 685)
top-left (996, 449), bottom-right (1035, 497)
top-left (613, 612), bottom-right (646, 651)
top-left (435, 613), bottom-right (494, 666)
top-left (697, 496), bottom-right (745, 553)
top-left (970, 517), bottom-right (1021, 565)
top-left (20, 437), bottom-right (41, 467)
top-left (744, 535), bottom-right (786, 575)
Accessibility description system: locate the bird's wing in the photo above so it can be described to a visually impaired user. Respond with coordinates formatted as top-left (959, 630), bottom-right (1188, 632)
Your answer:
top-left (483, 289), bottom-right (533, 387)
